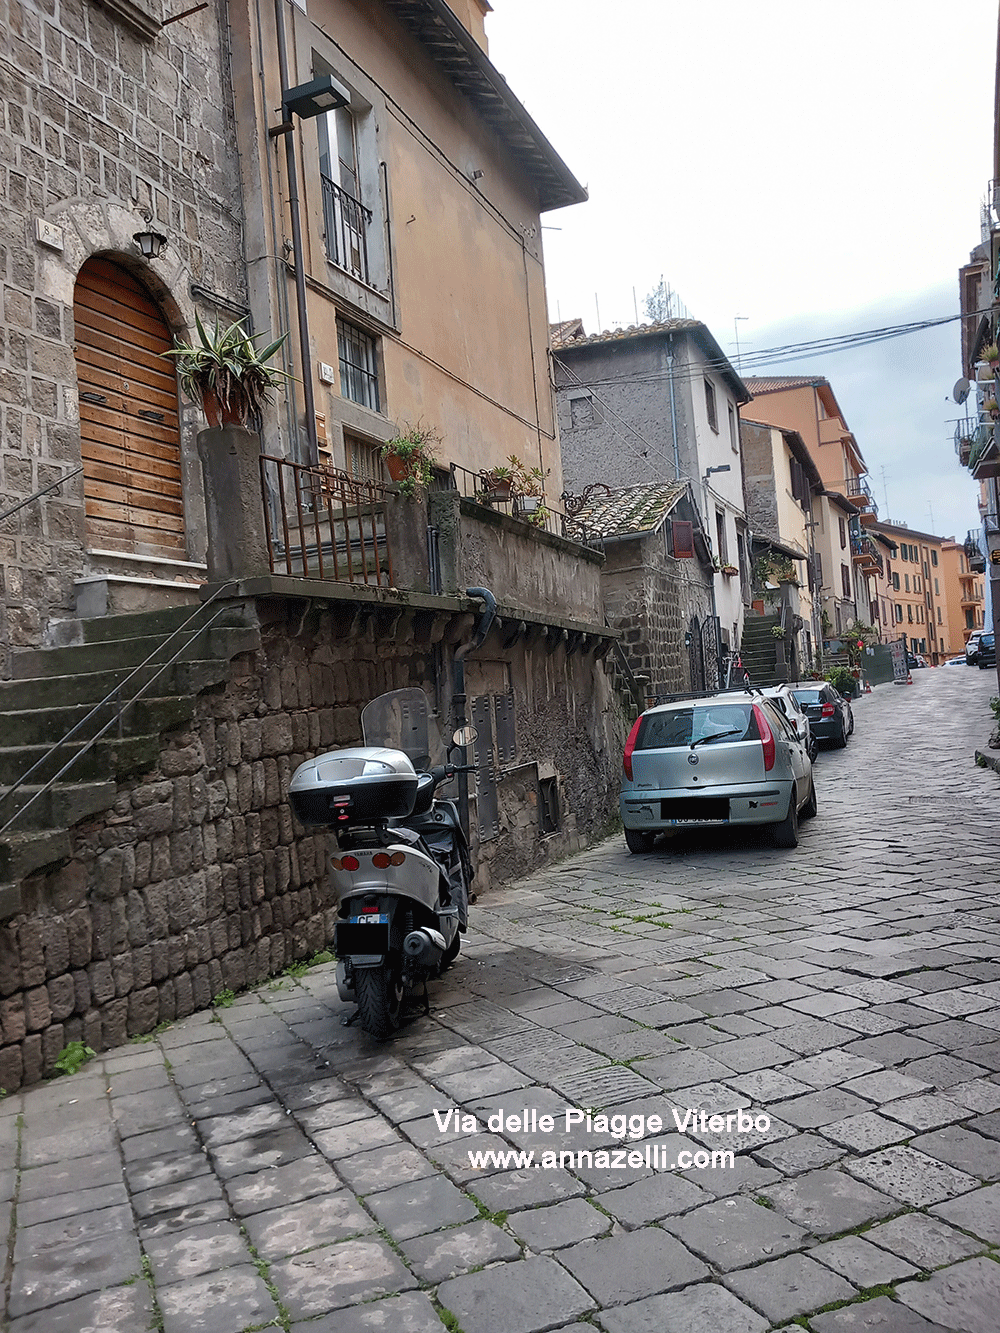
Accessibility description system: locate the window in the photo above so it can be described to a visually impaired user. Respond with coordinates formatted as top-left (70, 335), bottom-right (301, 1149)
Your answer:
top-left (715, 509), bottom-right (728, 563)
top-left (908, 605), bottom-right (913, 622)
top-left (896, 604), bottom-right (903, 622)
top-left (704, 378), bottom-right (718, 432)
top-left (923, 561), bottom-right (929, 577)
top-left (934, 578), bottom-right (940, 595)
top-left (892, 572), bottom-right (899, 590)
top-left (931, 549), bottom-right (938, 566)
top-left (841, 563), bottom-right (852, 598)
top-left (317, 96), bottom-right (373, 283)
top-left (345, 431), bottom-right (384, 483)
top-left (966, 609), bottom-right (975, 629)
top-left (904, 574), bottom-right (910, 592)
top-left (839, 517), bottom-right (846, 550)
top-left (937, 607), bottom-right (942, 624)
top-left (728, 403), bottom-right (738, 452)
top-left (337, 317), bottom-right (380, 411)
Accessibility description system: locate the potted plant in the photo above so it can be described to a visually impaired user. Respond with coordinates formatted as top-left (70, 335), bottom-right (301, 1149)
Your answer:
top-left (771, 624), bottom-right (786, 639)
top-left (480, 465), bottom-right (513, 502)
top-left (164, 314), bottom-right (290, 430)
top-left (380, 424), bottom-right (440, 498)
top-left (985, 343), bottom-right (999, 367)
top-left (719, 563), bottom-right (739, 576)
top-left (985, 397), bottom-right (1000, 422)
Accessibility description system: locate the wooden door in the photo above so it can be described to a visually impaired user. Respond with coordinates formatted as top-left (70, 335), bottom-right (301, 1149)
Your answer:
top-left (73, 257), bottom-right (186, 557)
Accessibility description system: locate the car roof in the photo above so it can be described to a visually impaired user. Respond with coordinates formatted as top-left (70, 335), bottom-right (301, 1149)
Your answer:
top-left (786, 681), bottom-right (828, 690)
top-left (642, 691), bottom-right (760, 715)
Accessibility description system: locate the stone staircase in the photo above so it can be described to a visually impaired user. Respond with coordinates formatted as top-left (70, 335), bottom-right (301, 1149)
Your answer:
top-left (738, 612), bottom-right (783, 688)
top-left (0, 601), bottom-right (259, 917)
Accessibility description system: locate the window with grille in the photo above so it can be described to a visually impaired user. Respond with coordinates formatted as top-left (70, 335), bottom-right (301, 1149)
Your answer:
top-left (337, 318), bottom-right (380, 411)
top-left (704, 378), bottom-right (718, 432)
top-left (345, 432), bottom-right (384, 483)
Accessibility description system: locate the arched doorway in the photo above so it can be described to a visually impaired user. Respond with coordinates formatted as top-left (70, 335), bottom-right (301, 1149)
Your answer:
top-left (73, 256), bottom-right (186, 557)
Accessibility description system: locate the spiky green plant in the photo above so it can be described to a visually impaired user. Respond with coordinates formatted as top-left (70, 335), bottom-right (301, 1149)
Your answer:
top-left (163, 313), bottom-right (291, 432)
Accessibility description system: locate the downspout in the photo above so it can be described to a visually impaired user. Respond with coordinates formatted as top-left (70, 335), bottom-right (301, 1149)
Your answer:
top-left (452, 587), bottom-right (497, 841)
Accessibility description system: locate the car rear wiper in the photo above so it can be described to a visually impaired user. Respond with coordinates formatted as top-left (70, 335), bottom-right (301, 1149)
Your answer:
top-left (689, 728), bottom-right (743, 749)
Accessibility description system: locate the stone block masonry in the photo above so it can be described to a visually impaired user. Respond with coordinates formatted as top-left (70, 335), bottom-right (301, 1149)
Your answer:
top-left (0, 594), bottom-right (624, 1089)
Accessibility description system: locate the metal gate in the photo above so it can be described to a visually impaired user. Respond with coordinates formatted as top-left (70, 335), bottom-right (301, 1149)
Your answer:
top-left (687, 615), bottom-right (705, 691)
top-left (701, 615), bottom-right (721, 692)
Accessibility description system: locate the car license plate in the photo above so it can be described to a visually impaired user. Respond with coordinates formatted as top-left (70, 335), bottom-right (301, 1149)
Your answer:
top-left (348, 914), bottom-right (389, 924)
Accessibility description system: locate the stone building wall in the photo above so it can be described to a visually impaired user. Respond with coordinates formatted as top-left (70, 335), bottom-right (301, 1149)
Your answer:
top-left (0, 0), bottom-right (247, 675)
top-left (0, 594), bottom-right (623, 1089)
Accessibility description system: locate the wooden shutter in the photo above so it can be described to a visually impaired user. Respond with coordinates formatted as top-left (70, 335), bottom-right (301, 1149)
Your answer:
top-left (73, 257), bottom-right (185, 557)
top-left (672, 519), bottom-right (694, 559)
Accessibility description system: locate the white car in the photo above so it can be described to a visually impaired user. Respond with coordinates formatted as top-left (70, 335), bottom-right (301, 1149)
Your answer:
top-left (621, 692), bottom-right (815, 852)
top-left (759, 685), bottom-right (818, 762)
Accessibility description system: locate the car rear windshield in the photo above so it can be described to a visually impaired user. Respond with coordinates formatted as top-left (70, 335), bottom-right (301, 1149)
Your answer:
top-left (791, 689), bottom-right (823, 707)
top-left (635, 705), bottom-right (760, 750)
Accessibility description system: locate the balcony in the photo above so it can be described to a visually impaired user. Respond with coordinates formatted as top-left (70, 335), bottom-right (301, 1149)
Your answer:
top-left (955, 423), bottom-right (974, 466)
top-left (850, 533), bottom-right (883, 575)
top-left (321, 176), bottom-right (372, 285)
top-left (845, 476), bottom-right (876, 511)
top-left (965, 530), bottom-right (987, 572)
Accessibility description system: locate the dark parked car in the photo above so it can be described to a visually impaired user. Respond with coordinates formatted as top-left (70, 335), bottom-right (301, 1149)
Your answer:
top-left (789, 682), bottom-right (853, 749)
top-left (978, 632), bottom-right (996, 669)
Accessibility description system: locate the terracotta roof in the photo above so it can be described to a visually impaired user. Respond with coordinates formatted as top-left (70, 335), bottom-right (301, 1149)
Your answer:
top-left (742, 375), bottom-right (827, 395)
top-left (550, 318), bottom-right (702, 350)
top-left (380, 0), bottom-right (586, 211)
top-left (564, 480), bottom-right (688, 540)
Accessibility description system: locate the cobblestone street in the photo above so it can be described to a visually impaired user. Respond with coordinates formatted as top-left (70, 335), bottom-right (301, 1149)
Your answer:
top-left (3, 668), bottom-right (1000, 1333)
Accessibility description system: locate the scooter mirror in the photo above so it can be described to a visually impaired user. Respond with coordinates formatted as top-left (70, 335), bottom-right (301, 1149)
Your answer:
top-left (452, 725), bottom-right (478, 747)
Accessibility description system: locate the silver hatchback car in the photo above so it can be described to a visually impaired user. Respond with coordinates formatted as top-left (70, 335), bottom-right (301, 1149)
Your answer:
top-left (620, 692), bottom-right (815, 852)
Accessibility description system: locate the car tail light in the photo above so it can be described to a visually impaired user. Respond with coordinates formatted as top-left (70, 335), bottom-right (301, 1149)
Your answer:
top-left (752, 704), bottom-right (775, 772)
top-left (821, 702), bottom-right (835, 718)
top-left (340, 855), bottom-right (359, 871)
top-left (623, 715), bottom-right (643, 781)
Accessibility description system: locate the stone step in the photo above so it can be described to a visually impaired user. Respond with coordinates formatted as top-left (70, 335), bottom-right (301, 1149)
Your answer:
top-left (0, 781), bottom-right (119, 833)
top-left (0, 658), bottom-right (230, 711)
top-left (0, 695), bottom-right (196, 748)
top-left (69, 601), bottom-right (254, 646)
top-left (0, 828), bottom-right (71, 882)
top-left (9, 625), bottom-right (260, 680)
top-left (0, 734), bottom-right (162, 787)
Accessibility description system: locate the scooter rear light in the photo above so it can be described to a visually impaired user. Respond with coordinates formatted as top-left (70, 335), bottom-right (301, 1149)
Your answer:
top-left (360, 904), bottom-right (380, 913)
top-left (372, 853), bottom-right (391, 869)
top-left (752, 704), bottom-right (775, 772)
top-left (623, 715), bottom-right (643, 781)
top-left (389, 851), bottom-right (406, 866)
top-left (821, 702), bottom-right (835, 718)
top-left (340, 855), bottom-right (360, 871)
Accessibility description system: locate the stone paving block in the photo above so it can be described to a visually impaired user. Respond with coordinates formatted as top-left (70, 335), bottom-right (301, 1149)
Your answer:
top-left (845, 1145), bottom-right (979, 1208)
top-left (821, 1112), bottom-right (910, 1153)
top-left (688, 1153), bottom-right (782, 1198)
top-left (138, 1199), bottom-right (234, 1240)
top-left (225, 1154), bottom-right (343, 1216)
top-left (508, 1197), bottom-right (609, 1249)
top-left (6, 1282), bottom-right (154, 1333)
top-left (129, 1172), bottom-right (228, 1220)
top-left (724, 1069), bottom-right (812, 1102)
top-left (293, 1289), bottom-right (447, 1333)
top-left (16, 1181), bottom-right (129, 1228)
top-left (663, 1195), bottom-right (806, 1271)
top-left (196, 1102), bottom-right (288, 1148)
top-left (124, 1151), bottom-right (213, 1194)
top-left (902, 1054), bottom-right (990, 1088)
top-left (241, 1190), bottom-right (376, 1258)
top-left (8, 1228), bottom-right (143, 1318)
top-left (270, 1238), bottom-right (417, 1320)
top-left (207, 1124), bottom-right (313, 1179)
top-left (334, 1142), bottom-right (437, 1194)
top-left (844, 1034), bottom-right (942, 1065)
top-left (835, 1010), bottom-right (909, 1036)
top-left (896, 1257), bottom-right (1000, 1333)
top-left (954, 1039), bottom-right (1000, 1073)
top-left (437, 1254), bottom-right (593, 1333)
top-left (909, 1125), bottom-right (1000, 1179)
top-left (779, 1087), bottom-right (872, 1129)
top-left (118, 1122), bottom-right (201, 1162)
top-left (809, 1234), bottom-right (919, 1286)
top-left (594, 1281), bottom-right (768, 1333)
top-left (435, 1061), bottom-right (534, 1102)
top-left (369, 1082), bottom-right (456, 1123)
top-left (17, 1154), bottom-right (123, 1202)
top-left (549, 1064), bottom-right (664, 1105)
top-left (401, 1218), bottom-right (521, 1282)
top-left (595, 1170), bottom-right (709, 1224)
top-left (628, 999), bottom-right (705, 1027)
top-left (558, 1226), bottom-right (708, 1304)
top-left (865, 1211), bottom-right (986, 1268)
top-left (948, 1078), bottom-right (1000, 1114)
top-left (364, 1172), bottom-right (479, 1241)
top-left (706, 1036), bottom-right (797, 1073)
top-left (723, 1252), bottom-right (856, 1323)
top-left (425, 1131), bottom-right (511, 1181)
top-left (880, 1094), bottom-right (968, 1131)
top-left (761, 1168), bottom-right (898, 1237)
top-left (930, 1183), bottom-right (1000, 1244)
top-left (141, 1219), bottom-right (252, 1282)
top-left (631, 1049), bottom-right (734, 1090)
top-left (156, 1264), bottom-right (278, 1333)
top-left (295, 1097), bottom-right (377, 1134)
top-left (808, 1294), bottom-right (953, 1331)
top-left (752, 1132), bottom-right (845, 1173)
top-left (767, 1020), bottom-right (857, 1055)
top-left (470, 1164), bottom-right (586, 1211)
top-left (784, 1050), bottom-right (883, 1089)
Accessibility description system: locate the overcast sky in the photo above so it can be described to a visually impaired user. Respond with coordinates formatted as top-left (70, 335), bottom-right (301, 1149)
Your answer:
top-left (486, 0), bottom-right (997, 543)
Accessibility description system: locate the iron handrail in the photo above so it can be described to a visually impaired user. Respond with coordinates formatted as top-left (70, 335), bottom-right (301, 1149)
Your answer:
top-left (0, 465), bottom-right (83, 525)
top-left (0, 581), bottom-right (239, 838)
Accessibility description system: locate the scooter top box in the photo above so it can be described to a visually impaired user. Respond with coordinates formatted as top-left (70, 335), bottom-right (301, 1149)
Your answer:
top-left (288, 747), bottom-right (419, 826)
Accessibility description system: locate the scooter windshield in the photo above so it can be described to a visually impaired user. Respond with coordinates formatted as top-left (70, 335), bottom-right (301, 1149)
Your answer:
top-left (360, 688), bottom-right (432, 770)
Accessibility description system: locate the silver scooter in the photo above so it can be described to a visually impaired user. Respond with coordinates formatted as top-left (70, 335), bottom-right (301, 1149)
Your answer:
top-left (288, 687), bottom-right (475, 1039)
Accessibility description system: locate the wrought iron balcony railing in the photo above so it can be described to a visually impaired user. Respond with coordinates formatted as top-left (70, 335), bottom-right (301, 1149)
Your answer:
top-left (321, 176), bottom-right (372, 285)
top-left (849, 533), bottom-right (883, 575)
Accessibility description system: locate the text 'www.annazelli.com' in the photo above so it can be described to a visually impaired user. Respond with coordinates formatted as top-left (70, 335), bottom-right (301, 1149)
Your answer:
top-left (466, 1146), bottom-right (735, 1172)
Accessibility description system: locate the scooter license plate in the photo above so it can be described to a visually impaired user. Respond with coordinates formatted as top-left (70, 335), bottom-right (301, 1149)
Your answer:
top-left (348, 914), bottom-right (389, 924)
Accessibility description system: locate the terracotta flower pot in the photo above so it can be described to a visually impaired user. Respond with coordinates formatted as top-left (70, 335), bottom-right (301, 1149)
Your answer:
top-left (384, 452), bottom-right (410, 483)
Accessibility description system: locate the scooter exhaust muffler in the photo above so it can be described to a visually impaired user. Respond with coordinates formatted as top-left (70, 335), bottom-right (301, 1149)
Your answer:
top-left (402, 928), bottom-right (446, 967)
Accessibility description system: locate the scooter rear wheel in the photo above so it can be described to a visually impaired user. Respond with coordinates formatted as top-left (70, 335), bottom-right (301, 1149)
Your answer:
top-left (355, 962), bottom-right (405, 1040)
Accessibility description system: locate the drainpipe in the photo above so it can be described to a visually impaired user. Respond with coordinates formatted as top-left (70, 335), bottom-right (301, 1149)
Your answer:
top-left (667, 334), bottom-right (681, 481)
top-left (452, 587), bottom-right (497, 840)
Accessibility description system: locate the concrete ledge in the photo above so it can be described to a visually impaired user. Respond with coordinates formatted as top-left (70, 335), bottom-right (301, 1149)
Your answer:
top-left (975, 749), bottom-right (1000, 775)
